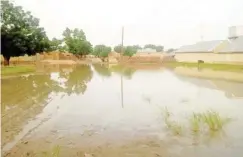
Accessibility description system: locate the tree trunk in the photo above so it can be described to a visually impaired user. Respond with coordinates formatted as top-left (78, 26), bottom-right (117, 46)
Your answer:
top-left (3, 56), bottom-right (10, 66)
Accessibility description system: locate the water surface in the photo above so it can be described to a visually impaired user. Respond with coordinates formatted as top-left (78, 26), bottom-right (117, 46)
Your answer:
top-left (2, 64), bottom-right (243, 157)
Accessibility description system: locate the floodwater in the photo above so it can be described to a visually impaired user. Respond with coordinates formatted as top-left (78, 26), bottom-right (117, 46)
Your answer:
top-left (1, 64), bottom-right (243, 157)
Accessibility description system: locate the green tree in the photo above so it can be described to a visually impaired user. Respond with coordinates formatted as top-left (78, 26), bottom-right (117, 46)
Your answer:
top-left (155, 45), bottom-right (164, 52)
top-left (144, 44), bottom-right (164, 52)
top-left (131, 45), bottom-right (142, 51)
top-left (49, 38), bottom-right (64, 52)
top-left (144, 44), bottom-right (157, 49)
top-left (167, 48), bottom-right (176, 53)
top-left (62, 27), bottom-right (92, 57)
top-left (93, 45), bottom-right (111, 58)
top-left (124, 46), bottom-right (136, 57)
top-left (114, 45), bottom-right (122, 53)
top-left (1, 0), bottom-right (50, 65)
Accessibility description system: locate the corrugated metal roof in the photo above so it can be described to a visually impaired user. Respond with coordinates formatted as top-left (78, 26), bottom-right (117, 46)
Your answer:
top-left (176, 40), bottom-right (224, 53)
top-left (218, 36), bottom-right (243, 53)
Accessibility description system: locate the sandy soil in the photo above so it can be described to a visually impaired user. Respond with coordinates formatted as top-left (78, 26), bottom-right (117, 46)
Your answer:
top-left (40, 60), bottom-right (78, 65)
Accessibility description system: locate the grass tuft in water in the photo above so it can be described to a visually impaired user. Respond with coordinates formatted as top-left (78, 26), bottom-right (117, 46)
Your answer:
top-left (161, 107), bottom-right (183, 135)
top-left (190, 113), bottom-right (201, 133)
top-left (195, 110), bottom-right (231, 132)
top-left (160, 107), bottom-right (231, 136)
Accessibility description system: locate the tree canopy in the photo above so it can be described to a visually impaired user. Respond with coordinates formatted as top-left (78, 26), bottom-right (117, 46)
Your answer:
top-left (62, 28), bottom-right (92, 56)
top-left (1, 0), bottom-right (50, 65)
top-left (93, 45), bottom-right (111, 58)
top-left (123, 46), bottom-right (137, 57)
top-left (144, 44), bottom-right (164, 52)
top-left (49, 38), bottom-right (66, 52)
top-left (113, 45), bottom-right (138, 57)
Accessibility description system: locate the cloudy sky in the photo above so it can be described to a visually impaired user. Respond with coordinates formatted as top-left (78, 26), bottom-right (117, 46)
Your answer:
top-left (14, 0), bottom-right (243, 49)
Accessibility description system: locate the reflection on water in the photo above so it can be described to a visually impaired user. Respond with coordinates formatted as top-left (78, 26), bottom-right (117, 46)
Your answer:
top-left (1, 64), bottom-right (243, 157)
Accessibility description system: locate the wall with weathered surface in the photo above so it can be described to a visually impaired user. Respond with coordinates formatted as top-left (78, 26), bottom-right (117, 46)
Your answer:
top-left (175, 53), bottom-right (243, 64)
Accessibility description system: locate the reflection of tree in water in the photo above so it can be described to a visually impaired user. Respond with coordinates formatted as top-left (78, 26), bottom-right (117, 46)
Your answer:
top-left (64, 64), bottom-right (93, 95)
top-left (93, 64), bottom-right (111, 77)
top-left (110, 65), bottom-right (136, 79)
top-left (1, 74), bottom-right (62, 146)
top-left (1, 74), bottom-right (62, 111)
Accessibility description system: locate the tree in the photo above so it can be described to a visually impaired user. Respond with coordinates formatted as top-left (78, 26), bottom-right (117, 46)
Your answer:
top-left (124, 46), bottom-right (136, 57)
top-left (49, 38), bottom-right (64, 52)
top-left (144, 44), bottom-right (164, 52)
top-left (167, 48), bottom-right (176, 53)
top-left (93, 45), bottom-right (111, 59)
top-left (155, 45), bottom-right (164, 52)
top-left (114, 45), bottom-right (122, 53)
top-left (144, 44), bottom-right (157, 49)
top-left (62, 27), bottom-right (92, 57)
top-left (1, 0), bottom-right (50, 65)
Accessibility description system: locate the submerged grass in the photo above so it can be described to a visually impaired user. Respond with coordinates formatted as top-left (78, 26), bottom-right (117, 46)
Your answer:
top-left (164, 62), bottom-right (243, 72)
top-left (1, 65), bottom-right (36, 76)
top-left (191, 110), bottom-right (231, 132)
top-left (161, 107), bottom-right (183, 135)
top-left (42, 145), bottom-right (60, 157)
top-left (160, 107), bottom-right (231, 136)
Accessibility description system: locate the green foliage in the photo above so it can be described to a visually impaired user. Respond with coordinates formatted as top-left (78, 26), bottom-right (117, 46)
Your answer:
top-left (155, 45), bottom-right (164, 52)
top-left (167, 48), bottom-right (176, 53)
top-left (1, 0), bottom-right (50, 65)
top-left (114, 45), bottom-right (122, 53)
top-left (144, 44), bottom-right (164, 52)
top-left (62, 27), bottom-right (92, 56)
top-left (49, 38), bottom-right (65, 52)
top-left (114, 45), bottom-right (141, 55)
top-left (160, 107), bottom-right (231, 136)
top-left (123, 46), bottom-right (136, 57)
top-left (191, 111), bottom-right (231, 132)
top-left (93, 45), bottom-right (111, 57)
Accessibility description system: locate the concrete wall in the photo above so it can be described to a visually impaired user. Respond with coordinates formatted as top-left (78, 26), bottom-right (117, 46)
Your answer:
top-left (174, 53), bottom-right (243, 64)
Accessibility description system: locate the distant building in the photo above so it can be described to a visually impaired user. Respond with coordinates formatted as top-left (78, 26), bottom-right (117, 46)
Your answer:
top-left (174, 26), bottom-right (243, 64)
top-left (175, 40), bottom-right (227, 54)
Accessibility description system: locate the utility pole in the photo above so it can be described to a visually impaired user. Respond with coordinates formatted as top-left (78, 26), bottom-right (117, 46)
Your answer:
top-left (120, 26), bottom-right (124, 108)
top-left (121, 26), bottom-right (124, 56)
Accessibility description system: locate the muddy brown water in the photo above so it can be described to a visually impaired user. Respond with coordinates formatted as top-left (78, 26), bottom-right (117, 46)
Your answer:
top-left (1, 64), bottom-right (243, 157)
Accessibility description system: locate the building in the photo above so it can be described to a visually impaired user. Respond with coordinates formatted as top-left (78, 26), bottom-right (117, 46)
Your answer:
top-left (174, 26), bottom-right (243, 64)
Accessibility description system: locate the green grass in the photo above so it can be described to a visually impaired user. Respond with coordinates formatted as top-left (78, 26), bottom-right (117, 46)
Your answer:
top-left (1, 65), bottom-right (36, 76)
top-left (164, 62), bottom-right (243, 72)
top-left (161, 107), bottom-right (183, 135)
top-left (191, 111), bottom-right (231, 132)
top-left (160, 107), bottom-right (231, 136)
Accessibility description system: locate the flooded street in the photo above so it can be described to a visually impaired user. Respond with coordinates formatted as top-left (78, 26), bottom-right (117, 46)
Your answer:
top-left (2, 64), bottom-right (243, 157)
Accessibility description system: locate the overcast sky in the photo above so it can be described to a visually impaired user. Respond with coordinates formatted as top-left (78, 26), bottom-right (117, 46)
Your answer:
top-left (14, 0), bottom-right (243, 49)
